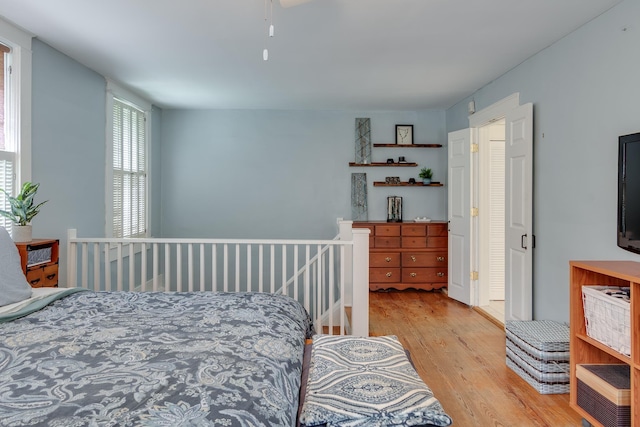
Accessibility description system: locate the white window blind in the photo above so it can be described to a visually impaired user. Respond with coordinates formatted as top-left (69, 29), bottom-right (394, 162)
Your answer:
top-left (112, 98), bottom-right (146, 238)
top-left (0, 44), bottom-right (14, 231)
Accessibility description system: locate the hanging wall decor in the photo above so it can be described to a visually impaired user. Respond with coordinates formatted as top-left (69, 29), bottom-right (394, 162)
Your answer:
top-left (355, 118), bottom-right (372, 164)
top-left (351, 173), bottom-right (368, 221)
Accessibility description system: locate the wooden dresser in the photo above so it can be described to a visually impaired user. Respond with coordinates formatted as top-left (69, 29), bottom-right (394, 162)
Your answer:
top-left (353, 221), bottom-right (448, 291)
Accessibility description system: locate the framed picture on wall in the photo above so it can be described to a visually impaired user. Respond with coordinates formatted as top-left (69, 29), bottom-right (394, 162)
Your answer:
top-left (396, 125), bottom-right (413, 145)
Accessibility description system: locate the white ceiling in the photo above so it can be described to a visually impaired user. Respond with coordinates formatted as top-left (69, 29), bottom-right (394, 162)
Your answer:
top-left (0, 0), bottom-right (620, 110)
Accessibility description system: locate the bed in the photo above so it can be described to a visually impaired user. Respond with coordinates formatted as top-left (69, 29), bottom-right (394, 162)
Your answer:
top-left (0, 289), bottom-right (313, 426)
top-left (1, 227), bottom-right (452, 427)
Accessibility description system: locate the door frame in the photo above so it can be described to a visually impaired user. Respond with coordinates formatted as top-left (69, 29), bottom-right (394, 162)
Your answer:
top-left (468, 93), bottom-right (520, 307)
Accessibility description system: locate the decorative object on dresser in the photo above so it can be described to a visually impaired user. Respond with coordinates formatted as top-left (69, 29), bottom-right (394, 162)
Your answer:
top-left (350, 173), bottom-right (368, 221)
top-left (15, 239), bottom-right (59, 287)
top-left (386, 196), bottom-right (402, 222)
top-left (354, 117), bottom-right (372, 164)
top-left (0, 181), bottom-right (48, 242)
top-left (396, 124), bottom-right (413, 145)
top-left (353, 221), bottom-right (447, 291)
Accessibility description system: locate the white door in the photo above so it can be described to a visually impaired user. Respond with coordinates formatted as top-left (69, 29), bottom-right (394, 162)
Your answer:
top-left (504, 103), bottom-right (533, 321)
top-left (447, 129), bottom-right (473, 305)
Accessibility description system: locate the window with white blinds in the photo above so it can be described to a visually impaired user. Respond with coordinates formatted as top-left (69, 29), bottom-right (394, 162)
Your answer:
top-left (0, 43), bottom-right (15, 231)
top-left (111, 98), bottom-right (147, 238)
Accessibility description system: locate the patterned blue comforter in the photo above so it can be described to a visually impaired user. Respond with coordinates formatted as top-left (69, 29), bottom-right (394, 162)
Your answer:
top-left (0, 291), bottom-right (313, 426)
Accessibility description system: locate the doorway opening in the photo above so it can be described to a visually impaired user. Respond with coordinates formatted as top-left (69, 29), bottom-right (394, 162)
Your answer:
top-left (447, 93), bottom-right (533, 323)
top-left (477, 118), bottom-right (506, 325)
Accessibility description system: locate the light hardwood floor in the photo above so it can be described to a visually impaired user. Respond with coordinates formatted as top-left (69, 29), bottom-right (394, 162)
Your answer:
top-left (368, 290), bottom-right (583, 427)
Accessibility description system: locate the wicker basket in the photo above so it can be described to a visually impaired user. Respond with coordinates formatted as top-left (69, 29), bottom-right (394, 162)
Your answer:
top-left (582, 286), bottom-right (630, 356)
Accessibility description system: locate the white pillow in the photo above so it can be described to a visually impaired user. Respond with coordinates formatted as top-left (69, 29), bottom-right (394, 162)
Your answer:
top-left (0, 227), bottom-right (33, 306)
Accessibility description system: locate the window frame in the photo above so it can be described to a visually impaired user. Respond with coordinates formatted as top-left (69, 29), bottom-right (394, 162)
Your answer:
top-left (105, 79), bottom-right (151, 239)
top-left (0, 18), bottom-right (32, 223)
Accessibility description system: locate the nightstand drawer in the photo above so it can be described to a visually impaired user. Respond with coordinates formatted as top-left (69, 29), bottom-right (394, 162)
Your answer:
top-left (370, 268), bottom-right (401, 283)
top-left (370, 252), bottom-right (401, 267)
top-left (402, 268), bottom-right (448, 283)
top-left (26, 268), bottom-right (44, 287)
top-left (402, 252), bottom-right (447, 267)
top-left (42, 264), bottom-right (59, 287)
top-left (25, 264), bottom-right (59, 288)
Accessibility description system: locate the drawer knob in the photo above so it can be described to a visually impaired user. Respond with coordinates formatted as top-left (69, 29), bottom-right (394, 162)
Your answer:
top-left (437, 272), bottom-right (445, 277)
top-left (410, 272), bottom-right (417, 277)
top-left (386, 272), bottom-right (393, 278)
top-left (30, 278), bottom-right (41, 285)
top-left (410, 255), bottom-right (416, 262)
top-left (46, 274), bottom-right (56, 280)
top-left (385, 257), bottom-right (392, 262)
top-left (437, 256), bottom-right (445, 262)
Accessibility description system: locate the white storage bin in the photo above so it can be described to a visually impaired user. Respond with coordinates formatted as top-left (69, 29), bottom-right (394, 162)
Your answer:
top-left (582, 286), bottom-right (630, 356)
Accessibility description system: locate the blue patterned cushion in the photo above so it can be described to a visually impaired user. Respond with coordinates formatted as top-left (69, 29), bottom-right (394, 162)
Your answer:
top-left (299, 335), bottom-right (453, 427)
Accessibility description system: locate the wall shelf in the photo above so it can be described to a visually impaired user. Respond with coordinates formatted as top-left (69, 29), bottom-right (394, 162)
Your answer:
top-left (349, 162), bottom-right (417, 167)
top-left (373, 181), bottom-right (443, 187)
top-left (373, 144), bottom-right (443, 148)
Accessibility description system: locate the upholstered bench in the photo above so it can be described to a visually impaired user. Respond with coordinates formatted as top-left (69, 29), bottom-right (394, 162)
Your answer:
top-left (299, 335), bottom-right (453, 427)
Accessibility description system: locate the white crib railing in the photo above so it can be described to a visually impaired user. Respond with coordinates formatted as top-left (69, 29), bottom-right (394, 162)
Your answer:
top-left (66, 220), bottom-right (370, 336)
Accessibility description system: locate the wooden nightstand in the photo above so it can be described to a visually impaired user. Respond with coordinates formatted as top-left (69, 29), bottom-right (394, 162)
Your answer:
top-left (15, 239), bottom-right (59, 288)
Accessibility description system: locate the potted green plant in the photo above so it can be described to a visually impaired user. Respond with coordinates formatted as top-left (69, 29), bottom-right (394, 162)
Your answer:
top-left (418, 167), bottom-right (433, 185)
top-left (0, 182), bottom-right (48, 242)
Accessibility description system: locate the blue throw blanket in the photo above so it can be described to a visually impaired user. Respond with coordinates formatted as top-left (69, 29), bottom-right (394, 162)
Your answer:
top-left (0, 291), bottom-right (313, 426)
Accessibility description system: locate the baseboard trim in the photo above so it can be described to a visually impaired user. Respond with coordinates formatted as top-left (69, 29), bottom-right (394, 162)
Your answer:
top-left (473, 306), bottom-right (505, 331)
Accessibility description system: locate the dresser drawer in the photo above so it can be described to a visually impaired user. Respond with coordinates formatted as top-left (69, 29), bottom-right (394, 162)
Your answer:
top-left (427, 223), bottom-right (448, 237)
top-left (402, 268), bottom-right (448, 283)
top-left (374, 236), bottom-right (401, 248)
top-left (427, 237), bottom-right (448, 248)
top-left (370, 252), bottom-right (401, 267)
top-left (370, 268), bottom-right (401, 283)
top-left (402, 252), bottom-right (447, 267)
top-left (375, 225), bottom-right (401, 236)
top-left (401, 224), bottom-right (426, 236)
top-left (401, 237), bottom-right (427, 248)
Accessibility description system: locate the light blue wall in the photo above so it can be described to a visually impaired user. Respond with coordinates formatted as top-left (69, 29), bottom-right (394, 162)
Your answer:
top-left (31, 39), bottom-right (105, 282)
top-left (30, 39), bottom-right (163, 282)
top-left (160, 109), bottom-right (447, 239)
top-left (445, 0), bottom-right (640, 322)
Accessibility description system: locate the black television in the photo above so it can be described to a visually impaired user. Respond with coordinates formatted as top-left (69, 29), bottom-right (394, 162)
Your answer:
top-left (618, 132), bottom-right (640, 254)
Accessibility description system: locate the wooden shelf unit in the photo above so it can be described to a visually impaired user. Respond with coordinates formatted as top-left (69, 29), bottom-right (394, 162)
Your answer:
top-left (569, 260), bottom-right (640, 426)
top-left (373, 144), bottom-right (443, 148)
top-left (15, 239), bottom-right (59, 288)
top-left (348, 162), bottom-right (417, 167)
top-left (373, 181), bottom-right (443, 187)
